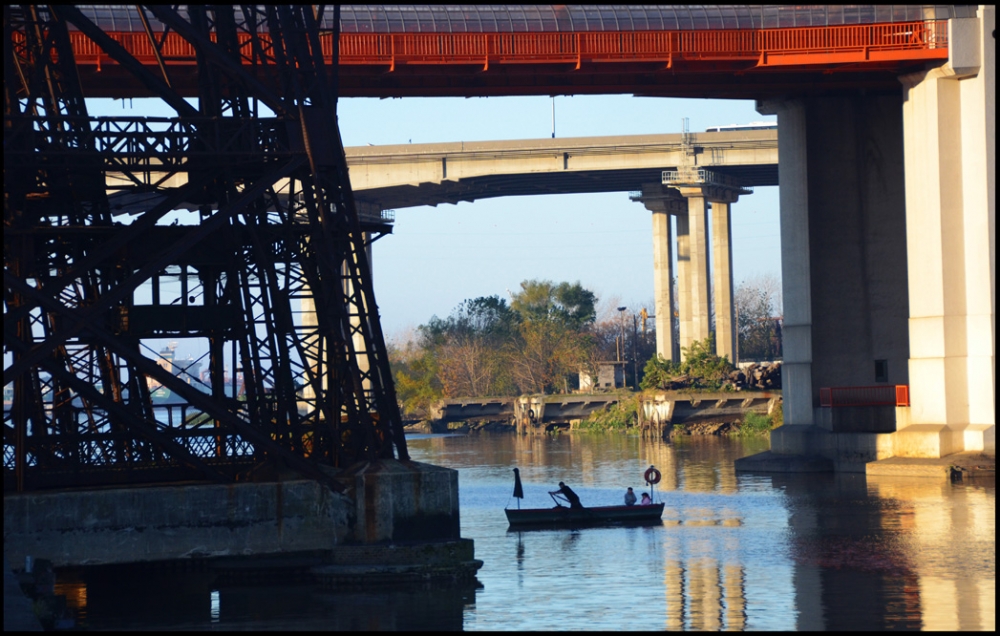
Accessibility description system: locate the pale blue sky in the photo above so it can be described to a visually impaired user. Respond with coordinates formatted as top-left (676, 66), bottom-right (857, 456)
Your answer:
top-left (337, 95), bottom-right (780, 339)
top-left (89, 95), bottom-right (781, 341)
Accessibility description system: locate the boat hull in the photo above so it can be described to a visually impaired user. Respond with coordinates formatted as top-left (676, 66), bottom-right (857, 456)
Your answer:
top-left (505, 503), bottom-right (664, 529)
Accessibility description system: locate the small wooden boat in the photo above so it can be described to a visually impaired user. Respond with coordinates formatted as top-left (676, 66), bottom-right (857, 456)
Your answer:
top-left (505, 502), bottom-right (664, 529)
top-left (505, 465), bottom-right (666, 529)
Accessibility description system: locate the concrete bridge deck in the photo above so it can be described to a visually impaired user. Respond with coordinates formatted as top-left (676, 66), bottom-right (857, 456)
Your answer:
top-left (348, 129), bottom-right (777, 209)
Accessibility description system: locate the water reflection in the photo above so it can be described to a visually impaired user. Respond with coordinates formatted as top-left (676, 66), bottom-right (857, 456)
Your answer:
top-left (408, 433), bottom-right (993, 632)
top-left (49, 433), bottom-right (992, 631)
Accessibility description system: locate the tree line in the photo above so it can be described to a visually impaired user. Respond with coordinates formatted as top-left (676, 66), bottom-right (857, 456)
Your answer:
top-left (390, 274), bottom-right (782, 418)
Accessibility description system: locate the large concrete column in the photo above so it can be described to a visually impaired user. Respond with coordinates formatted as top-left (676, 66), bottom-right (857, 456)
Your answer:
top-left (760, 99), bottom-right (814, 431)
top-left (757, 90), bottom-right (912, 449)
top-left (711, 201), bottom-right (737, 364)
top-left (640, 186), bottom-right (686, 363)
top-left (677, 190), bottom-right (712, 352)
top-left (898, 8), bottom-right (995, 456)
top-left (675, 210), bottom-right (691, 354)
top-left (650, 205), bottom-right (676, 363)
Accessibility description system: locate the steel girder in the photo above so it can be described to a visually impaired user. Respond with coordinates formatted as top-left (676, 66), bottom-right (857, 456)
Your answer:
top-left (3, 5), bottom-right (408, 493)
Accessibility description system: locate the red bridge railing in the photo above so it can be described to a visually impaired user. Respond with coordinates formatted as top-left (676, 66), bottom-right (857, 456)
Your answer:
top-left (58, 20), bottom-right (947, 71)
top-left (819, 385), bottom-right (910, 408)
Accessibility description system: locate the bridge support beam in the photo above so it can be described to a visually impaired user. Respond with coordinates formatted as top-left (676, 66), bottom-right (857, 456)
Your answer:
top-left (662, 169), bottom-right (748, 363)
top-left (640, 185), bottom-right (686, 362)
top-left (677, 191), bottom-right (713, 354)
top-left (752, 88), bottom-right (913, 467)
top-left (898, 8), bottom-right (995, 457)
top-left (711, 201), bottom-right (737, 365)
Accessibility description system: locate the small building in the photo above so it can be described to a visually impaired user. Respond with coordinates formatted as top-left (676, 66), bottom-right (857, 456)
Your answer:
top-left (579, 362), bottom-right (625, 391)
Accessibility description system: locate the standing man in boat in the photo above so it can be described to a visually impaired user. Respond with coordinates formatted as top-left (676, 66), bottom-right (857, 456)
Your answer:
top-left (549, 482), bottom-right (584, 509)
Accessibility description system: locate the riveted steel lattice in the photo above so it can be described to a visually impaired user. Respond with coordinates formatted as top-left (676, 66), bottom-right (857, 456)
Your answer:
top-left (3, 5), bottom-right (407, 493)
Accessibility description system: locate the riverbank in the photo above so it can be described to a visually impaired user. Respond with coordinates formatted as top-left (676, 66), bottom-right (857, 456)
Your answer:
top-left (403, 418), bottom-right (763, 437)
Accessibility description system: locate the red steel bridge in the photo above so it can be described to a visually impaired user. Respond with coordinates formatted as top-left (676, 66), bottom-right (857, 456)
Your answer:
top-left (60, 5), bottom-right (948, 98)
top-left (2, 5), bottom-right (959, 493)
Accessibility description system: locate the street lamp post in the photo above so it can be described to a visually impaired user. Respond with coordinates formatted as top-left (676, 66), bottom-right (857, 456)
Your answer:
top-left (632, 314), bottom-right (639, 389)
top-left (617, 306), bottom-right (627, 389)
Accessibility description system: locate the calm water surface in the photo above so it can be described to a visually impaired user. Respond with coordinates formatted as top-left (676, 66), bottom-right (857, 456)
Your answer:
top-left (59, 433), bottom-right (994, 631)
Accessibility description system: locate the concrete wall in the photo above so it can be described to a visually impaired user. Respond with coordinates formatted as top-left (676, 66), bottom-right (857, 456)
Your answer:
top-left (341, 460), bottom-right (461, 544)
top-left (4, 460), bottom-right (465, 567)
top-left (3, 480), bottom-right (354, 568)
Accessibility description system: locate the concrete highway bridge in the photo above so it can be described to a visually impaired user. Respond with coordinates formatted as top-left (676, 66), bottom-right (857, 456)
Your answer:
top-left (3, 4), bottom-right (993, 580)
top-left (345, 129), bottom-right (777, 365)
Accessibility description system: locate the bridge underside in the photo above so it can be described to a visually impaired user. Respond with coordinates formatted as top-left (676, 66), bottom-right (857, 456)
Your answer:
top-left (354, 164), bottom-right (778, 210)
top-left (77, 61), bottom-right (925, 100)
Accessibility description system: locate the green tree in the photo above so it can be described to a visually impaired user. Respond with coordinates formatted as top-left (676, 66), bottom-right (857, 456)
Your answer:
top-left (640, 354), bottom-right (680, 390)
top-left (390, 341), bottom-right (443, 418)
top-left (509, 280), bottom-right (597, 394)
top-left (511, 279), bottom-right (597, 329)
top-left (418, 295), bottom-right (519, 397)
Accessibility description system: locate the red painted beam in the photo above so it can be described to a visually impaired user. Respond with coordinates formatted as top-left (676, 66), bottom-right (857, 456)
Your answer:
top-left (32, 21), bottom-right (949, 98)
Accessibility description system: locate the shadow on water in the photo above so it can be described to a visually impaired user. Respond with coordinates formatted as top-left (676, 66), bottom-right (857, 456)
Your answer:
top-left (56, 562), bottom-right (475, 631)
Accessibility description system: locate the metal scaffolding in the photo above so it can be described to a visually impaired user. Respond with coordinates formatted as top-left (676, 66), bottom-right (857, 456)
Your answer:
top-left (3, 5), bottom-right (408, 493)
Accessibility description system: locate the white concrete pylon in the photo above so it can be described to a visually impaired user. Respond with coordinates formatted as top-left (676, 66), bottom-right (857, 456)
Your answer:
top-left (757, 97), bottom-right (814, 429)
top-left (898, 7), bottom-right (995, 455)
top-left (711, 201), bottom-right (737, 364)
top-left (680, 192), bottom-right (712, 352)
top-left (639, 185), bottom-right (686, 363)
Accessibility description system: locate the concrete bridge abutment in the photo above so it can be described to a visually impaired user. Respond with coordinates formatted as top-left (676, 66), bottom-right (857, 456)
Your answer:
top-left (3, 460), bottom-right (478, 581)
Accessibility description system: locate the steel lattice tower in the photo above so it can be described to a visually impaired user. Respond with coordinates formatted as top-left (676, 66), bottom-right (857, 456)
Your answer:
top-left (4, 5), bottom-right (408, 493)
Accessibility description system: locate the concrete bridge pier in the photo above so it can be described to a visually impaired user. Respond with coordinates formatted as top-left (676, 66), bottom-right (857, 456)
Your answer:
top-left (665, 169), bottom-right (748, 363)
top-left (640, 177), bottom-right (743, 365)
top-left (3, 460), bottom-right (479, 582)
top-left (897, 9), bottom-right (995, 457)
top-left (747, 92), bottom-right (912, 470)
top-left (300, 233), bottom-right (374, 408)
top-left (676, 186), bottom-right (713, 354)
top-left (641, 185), bottom-right (686, 363)
top-left (711, 201), bottom-right (738, 365)
top-left (740, 6), bottom-right (994, 472)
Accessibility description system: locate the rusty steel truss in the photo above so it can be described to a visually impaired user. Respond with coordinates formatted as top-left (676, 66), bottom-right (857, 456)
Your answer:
top-left (4, 5), bottom-right (408, 493)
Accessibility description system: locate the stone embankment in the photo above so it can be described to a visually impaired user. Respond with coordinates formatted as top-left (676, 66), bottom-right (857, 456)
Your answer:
top-left (405, 391), bottom-right (781, 437)
top-left (405, 418), bottom-right (752, 436)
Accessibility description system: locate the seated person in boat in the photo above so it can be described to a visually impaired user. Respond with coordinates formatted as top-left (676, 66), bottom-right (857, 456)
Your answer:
top-left (640, 492), bottom-right (652, 505)
top-left (624, 487), bottom-right (637, 506)
top-left (549, 481), bottom-right (584, 509)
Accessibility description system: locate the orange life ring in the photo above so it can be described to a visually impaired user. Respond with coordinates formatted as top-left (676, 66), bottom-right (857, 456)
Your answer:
top-left (644, 466), bottom-right (662, 485)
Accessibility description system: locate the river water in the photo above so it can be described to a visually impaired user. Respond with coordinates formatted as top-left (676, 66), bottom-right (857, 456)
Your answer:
top-left (56, 432), bottom-right (994, 631)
